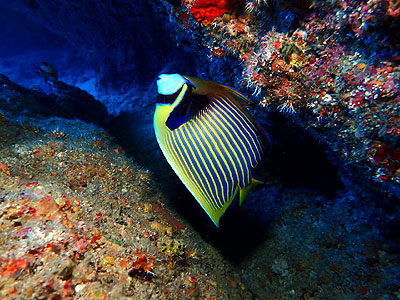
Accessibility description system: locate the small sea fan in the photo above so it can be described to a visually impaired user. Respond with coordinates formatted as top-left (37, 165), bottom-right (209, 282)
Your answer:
top-left (245, 0), bottom-right (259, 14)
top-left (245, 0), bottom-right (276, 15)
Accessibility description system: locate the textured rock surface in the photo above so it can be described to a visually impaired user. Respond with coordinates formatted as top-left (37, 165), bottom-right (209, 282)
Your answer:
top-left (0, 0), bottom-right (399, 299)
top-left (0, 74), bottom-right (108, 125)
top-left (0, 104), bottom-right (252, 300)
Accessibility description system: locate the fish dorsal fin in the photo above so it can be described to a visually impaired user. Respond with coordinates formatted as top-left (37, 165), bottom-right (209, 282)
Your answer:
top-left (183, 76), bottom-right (271, 149)
top-left (220, 86), bottom-right (271, 149)
top-left (226, 90), bottom-right (271, 149)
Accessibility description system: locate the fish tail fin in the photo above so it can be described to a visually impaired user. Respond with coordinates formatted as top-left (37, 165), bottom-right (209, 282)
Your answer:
top-left (239, 178), bottom-right (264, 206)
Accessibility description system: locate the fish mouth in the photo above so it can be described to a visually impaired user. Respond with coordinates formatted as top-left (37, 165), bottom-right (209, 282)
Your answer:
top-left (156, 75), bottom-right (164, 88)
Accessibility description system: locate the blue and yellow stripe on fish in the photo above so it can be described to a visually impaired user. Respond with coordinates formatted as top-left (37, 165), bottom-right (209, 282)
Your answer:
top-left (154, 74), bottom-right (269, 227)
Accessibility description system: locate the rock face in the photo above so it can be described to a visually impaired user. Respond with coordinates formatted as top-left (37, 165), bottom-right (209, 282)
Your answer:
top-left (5, 0), bottom-right (193, 88)
top-left (0, 100), bottom-right (252, 300)
top-left (1, 0), bottom-right (400, 299)
top-left (0, 74), bottom-right (108, 124)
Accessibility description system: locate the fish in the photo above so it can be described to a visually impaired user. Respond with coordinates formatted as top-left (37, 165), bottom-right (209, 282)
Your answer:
top-left (37, 62), bottom-right (58, 83)
top-left (154, 74), bottom-right (270, 227)
top-left (37, 62), bottom-right (59, 95)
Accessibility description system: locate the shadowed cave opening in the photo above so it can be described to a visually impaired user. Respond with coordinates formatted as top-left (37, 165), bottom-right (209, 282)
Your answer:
top-left (107, 111), bottom-right (343, 263)
top-left (263, 112), bottom-right (343, 199)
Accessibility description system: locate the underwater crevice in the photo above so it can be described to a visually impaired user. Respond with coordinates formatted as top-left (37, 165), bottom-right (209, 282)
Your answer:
top-left (104, 112), bottom-right (273, 263)
top-left (104, 109), bottom-right (346, 263)
top-left (260, 112), bottom-right (343, 199)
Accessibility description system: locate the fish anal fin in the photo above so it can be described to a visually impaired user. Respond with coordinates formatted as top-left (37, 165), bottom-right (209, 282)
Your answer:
top-left (202, 187), bottom-right (238, 227)
top-left (239, 178), bottom-right (264, 206)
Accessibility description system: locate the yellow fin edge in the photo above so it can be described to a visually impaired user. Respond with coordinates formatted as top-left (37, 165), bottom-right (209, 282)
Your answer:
top-left (239, 178), bottom-right (264, 206)
top-left (202, 187), bottom-right (238, 228)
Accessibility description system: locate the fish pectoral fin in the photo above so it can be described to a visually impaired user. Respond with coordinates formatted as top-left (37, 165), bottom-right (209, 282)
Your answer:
top-left (239, 178), bottom-right (264, 206)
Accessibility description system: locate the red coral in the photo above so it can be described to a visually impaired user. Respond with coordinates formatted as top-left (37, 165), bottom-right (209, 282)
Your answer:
top-left (189, 0), bottom-right (230, 22)
top-left (178, 11), bottom-right (189, 29)
top-left (388, 0), bottom-right (400, 17)
top-left (372, 144), bottom-right (400, 173)
top-left (90, 233), bottom-right (101, 244)
top-left (132, 250), bottom-right (154, 273)
top-left (152, 203), bottom-right (186, 231)
top-left (0, 259), bottom-right (28, 277)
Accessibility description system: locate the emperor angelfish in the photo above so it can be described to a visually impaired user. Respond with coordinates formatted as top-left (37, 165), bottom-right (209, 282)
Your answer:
top-left (154, 74), bottom-right (269, 227)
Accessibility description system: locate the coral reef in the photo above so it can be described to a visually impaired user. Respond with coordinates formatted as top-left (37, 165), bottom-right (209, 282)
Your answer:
top-left (169, 0), bottom-right (400, 190)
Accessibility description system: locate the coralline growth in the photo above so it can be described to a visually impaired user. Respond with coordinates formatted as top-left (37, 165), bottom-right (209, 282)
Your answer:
top-left (171, 0), bottom-right (400, 187)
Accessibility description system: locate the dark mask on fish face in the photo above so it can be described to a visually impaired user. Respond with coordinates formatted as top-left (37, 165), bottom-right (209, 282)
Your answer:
top-left (157, 84), bottom-right (189, 105)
